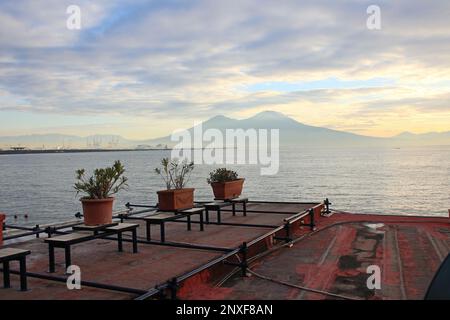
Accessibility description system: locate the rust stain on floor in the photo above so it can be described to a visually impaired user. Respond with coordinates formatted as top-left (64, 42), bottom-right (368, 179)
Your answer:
top-left (182, 213), bottom-right (450, 300)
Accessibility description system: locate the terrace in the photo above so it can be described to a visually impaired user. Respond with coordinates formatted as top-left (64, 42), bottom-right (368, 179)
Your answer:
top-left (0, 200), bottom-right (449, 300)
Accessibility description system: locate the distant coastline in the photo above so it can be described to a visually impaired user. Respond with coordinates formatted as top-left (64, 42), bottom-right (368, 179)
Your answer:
top-left (0, 148), bottom-right (170, 155)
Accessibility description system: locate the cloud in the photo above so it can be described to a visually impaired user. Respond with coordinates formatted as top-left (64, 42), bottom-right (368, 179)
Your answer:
top-left (0, 0), bottom-right (450, 137)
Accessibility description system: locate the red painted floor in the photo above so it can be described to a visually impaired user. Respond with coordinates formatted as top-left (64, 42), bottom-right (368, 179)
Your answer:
top-left (182, 212), bottom-right (450, 300)
top-left (0, 202), bottom-right (314, 300)
top-left (1, 204), bottom-right (448, 300)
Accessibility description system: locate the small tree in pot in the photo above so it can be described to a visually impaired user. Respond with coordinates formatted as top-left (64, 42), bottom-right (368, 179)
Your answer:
top-left (155, 158), bottom-right (195, 211)
top-left (74, 160), bottom-right (128, 225)
top-left (207, 168), bottom-right (244, 200)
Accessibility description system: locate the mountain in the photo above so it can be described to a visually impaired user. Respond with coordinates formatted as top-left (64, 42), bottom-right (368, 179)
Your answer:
top-left (391, 131), bottom-right (450, 146)
top-left (142, 111), bottom-right (387, 147)
top-left (1, 111), bottom-right (449, 149)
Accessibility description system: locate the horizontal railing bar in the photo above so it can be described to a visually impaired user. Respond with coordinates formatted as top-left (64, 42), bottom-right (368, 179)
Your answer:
top-left (172, 220), bottom-right (279, 229)
top-left (176, 248), bottom-right (241, 283)
top-left (124, 208), bottom-right (158, 216)
top-left (284, 210), bottom-right (310, 223)
top-left (120, 213), bottom-right (278, 229)
top-left (219, 209), bottom-right (299, 215)
top-left (4, 224), bottom-right (39, 231)
top-left (3, 230), bottom-right (42, 241)
top-left (103, 235), bottom-right (233, 253)
top-left (135, 288), bottom-right (161, 300)
top-left (248, 200), bottom-right (321, 205)
top-left (126, 203), bottom-right (157, 209)
top-left (0, 268), bottom-right (146, 295)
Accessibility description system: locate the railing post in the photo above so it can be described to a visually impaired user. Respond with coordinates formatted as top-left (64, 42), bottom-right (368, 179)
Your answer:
top-left (324, 198), bottom-right (331, 215)
top-left (45, 226), bottom-right (54, 238)
top-left (284, 222), bottom-right (292, 243)
top-left (309, 208), bottom-right (315, 230)
top-left (168, 277), bottom-right (178, 300)
top-left (240, 242), bottom-right (248, 276)
top-left (154, 284), bottom-right (166, 300)
top-left (0, 213), bottom-right (5, 246)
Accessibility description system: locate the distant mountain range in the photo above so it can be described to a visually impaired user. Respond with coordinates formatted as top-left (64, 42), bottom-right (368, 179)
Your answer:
top-left (1, 111), bottom-right (449, 149)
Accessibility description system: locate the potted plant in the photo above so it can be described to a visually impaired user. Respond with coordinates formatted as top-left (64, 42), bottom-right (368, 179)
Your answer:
top-left (155, 158), bottom-right (195, 211)
top-left (207, 168), bottom-right (244, 200)
top-left (74, 160), bottom-right (128, 226)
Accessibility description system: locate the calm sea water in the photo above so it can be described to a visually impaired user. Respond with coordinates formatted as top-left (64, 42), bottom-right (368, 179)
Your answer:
top-left (1, 146), bottom-right (449, 226)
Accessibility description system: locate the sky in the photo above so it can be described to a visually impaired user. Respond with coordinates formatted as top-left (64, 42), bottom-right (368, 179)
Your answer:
top-left (1, 0), bottom-right (450, 139)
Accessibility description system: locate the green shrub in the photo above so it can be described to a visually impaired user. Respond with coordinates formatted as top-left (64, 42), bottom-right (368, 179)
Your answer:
top-left (207, 168), bottom-right (239, 184)
top-left (74, 160), bottom-right (128, 199)
top-left (155, 158), bottom-right (194, 190)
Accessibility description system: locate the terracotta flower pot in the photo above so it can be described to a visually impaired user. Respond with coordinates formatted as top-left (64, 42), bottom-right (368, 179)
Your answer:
top-left (211, 178), bottom-right (245, 200)
top-left (157, 188), bottom-right (195, 211)
top-left (0, 213), bottom-right (5, 247)
top-left (81, 197), bottom-right (114, 226)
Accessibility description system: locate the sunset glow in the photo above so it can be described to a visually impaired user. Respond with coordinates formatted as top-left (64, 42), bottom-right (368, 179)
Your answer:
top-left (1, 0), bottom-right (449, 139)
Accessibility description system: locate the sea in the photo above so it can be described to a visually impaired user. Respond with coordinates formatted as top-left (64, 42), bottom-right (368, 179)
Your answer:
top-left (1, 145), bottom-right (449, 226)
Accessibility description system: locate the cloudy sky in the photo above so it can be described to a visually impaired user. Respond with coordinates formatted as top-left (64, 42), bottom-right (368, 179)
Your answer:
top-left (1, 0), bottom-right (449, 139)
